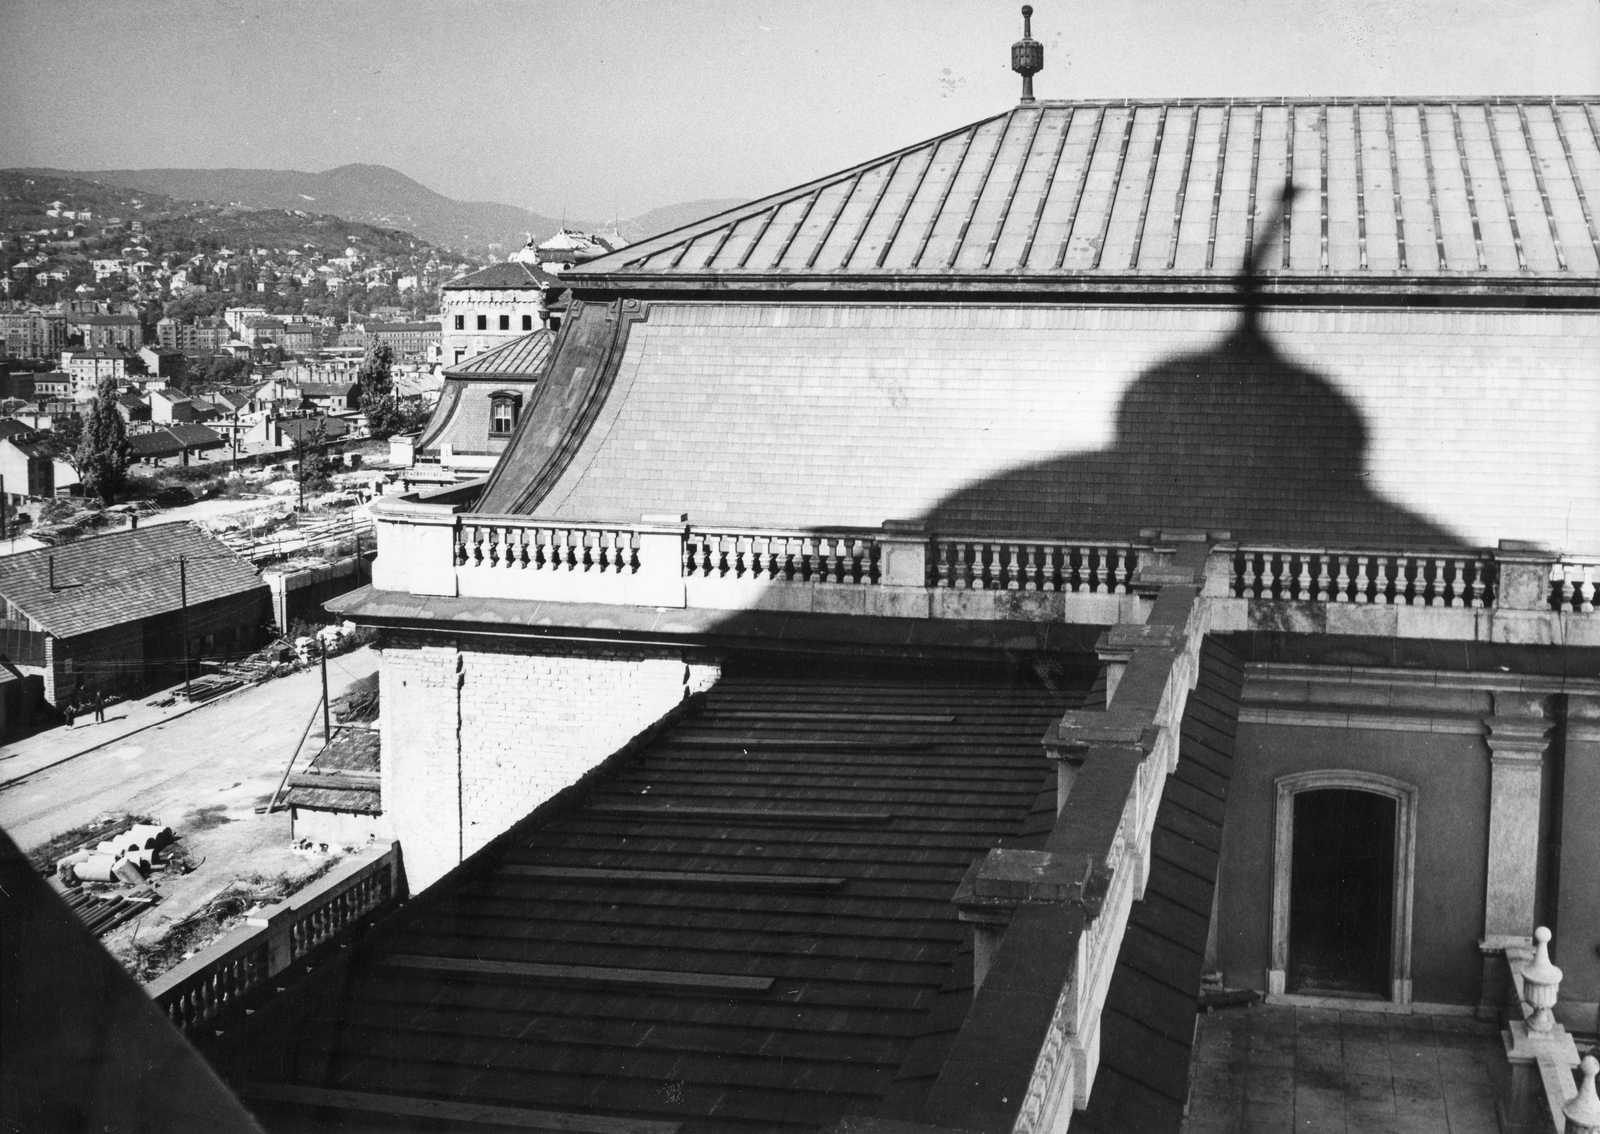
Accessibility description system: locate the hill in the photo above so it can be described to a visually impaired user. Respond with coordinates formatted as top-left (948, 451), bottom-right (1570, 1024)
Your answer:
top-left (620, 199), bottom-right (750, 241)
top-left (13, 165), bottom-right (748, 254)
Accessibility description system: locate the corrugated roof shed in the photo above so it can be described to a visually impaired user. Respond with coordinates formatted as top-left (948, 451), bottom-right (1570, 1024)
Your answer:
top-left (223, 662), bottom-right (1095, 1134)
top-left (578, 98), bottom-right (1600, 292)
top-left (0, 523), bottom-right (266, 639)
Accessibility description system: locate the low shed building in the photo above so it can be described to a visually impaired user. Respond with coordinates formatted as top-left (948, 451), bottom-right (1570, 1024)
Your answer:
top-left (0, 523), bottom-right (270, 708)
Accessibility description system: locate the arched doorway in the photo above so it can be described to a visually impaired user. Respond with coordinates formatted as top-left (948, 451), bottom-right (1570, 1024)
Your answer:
top-left (1269, 772), bottom-right (1418, 1004)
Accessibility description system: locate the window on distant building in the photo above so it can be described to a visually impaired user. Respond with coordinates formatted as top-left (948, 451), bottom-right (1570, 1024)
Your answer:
top-left (522, 314), bottom-right (533, 331)
top-left (454, 315), bottom-right (464, 330)
top-left (476, 314), bottom-right (487, 331)
top-left (454, 349), bottom-right (465, 364)
top-left (488, 391), bottom-right (521, 436)
top-left (498, 314), bottom-right (510, 331)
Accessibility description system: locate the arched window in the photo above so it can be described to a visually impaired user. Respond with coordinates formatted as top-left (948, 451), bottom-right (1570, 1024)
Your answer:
top-left (489, 391), bottom-right (521, 436)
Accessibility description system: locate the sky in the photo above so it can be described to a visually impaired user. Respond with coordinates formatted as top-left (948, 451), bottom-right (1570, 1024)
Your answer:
top-left (0, 0), bottom-right (1596, 219)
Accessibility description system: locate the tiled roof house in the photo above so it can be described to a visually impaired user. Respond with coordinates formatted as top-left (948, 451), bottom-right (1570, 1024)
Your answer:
top-left (0, 523), bottom-right (268, 706)
top-left (194, 83), bottom-right (1600, 1134)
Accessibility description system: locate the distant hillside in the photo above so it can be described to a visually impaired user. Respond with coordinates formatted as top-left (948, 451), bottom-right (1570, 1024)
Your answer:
top-left (19, 164), bottom-right (552, 255)
top-left (11, 164), bottom-right (747, 255)
top-left (620, 199), bottom-right (750, 241)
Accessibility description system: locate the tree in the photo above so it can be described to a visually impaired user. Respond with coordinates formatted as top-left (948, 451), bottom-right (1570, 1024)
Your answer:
top-left (356, 341), bottom-right (408, 440)
top-left (291, 419), bottom-right (333, 510)
top-left (76, 378), bottom-right (132, 501)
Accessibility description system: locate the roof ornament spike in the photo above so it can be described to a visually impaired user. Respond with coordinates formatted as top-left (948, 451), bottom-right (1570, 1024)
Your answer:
top-left (1011, 5), bottom-right (1044, 104)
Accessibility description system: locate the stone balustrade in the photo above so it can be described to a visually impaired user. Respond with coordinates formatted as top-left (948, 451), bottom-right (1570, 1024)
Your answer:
top-left (1553, 558), bottom-right (1600, 613)
top-left (1233, 546), bottom-right (1497, 606)
top-left (146, 842), bottom-right (402, 1043)
top-left (933, 536), bottom-right (1135, 593)
top-left (368, 492), bottom-right (1600, 644)
top-left (684, 527), bottom-right (882, 585)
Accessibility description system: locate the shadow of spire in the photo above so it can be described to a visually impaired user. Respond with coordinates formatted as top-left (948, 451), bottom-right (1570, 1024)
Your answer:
top-left (921, 186), bottom-right (1464, 549)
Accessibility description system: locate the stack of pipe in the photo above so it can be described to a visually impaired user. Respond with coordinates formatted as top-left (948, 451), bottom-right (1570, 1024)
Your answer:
top-left (58, 823), bottom-right (175, 886)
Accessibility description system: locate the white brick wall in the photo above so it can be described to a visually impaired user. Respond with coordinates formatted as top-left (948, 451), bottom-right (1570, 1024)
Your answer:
top-left (379, 634), bottom-right (718, 892)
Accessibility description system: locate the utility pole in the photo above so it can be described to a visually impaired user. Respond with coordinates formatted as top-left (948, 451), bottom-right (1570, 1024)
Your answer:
top-left (320, 639), bottom-right (331, 742)
top-left (179, 554), bottom-right (190, 699)
top-left (0, 474), bottom-right (6, 541)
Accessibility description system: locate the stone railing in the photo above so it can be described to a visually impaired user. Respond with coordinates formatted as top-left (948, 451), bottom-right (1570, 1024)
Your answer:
top-left (456, 519), bottom-right (642, 576)
top-left (932, 536), bottom-right (1136, 594)
top-left (684, 527), bottom-right (882, 585)
top-left (1233, 546), bottom-right (1496, 607)
top-left (146, 841), bottom-right (402, 1043)
top-left (1493, 927), bottom-right (1599, 1134)
top-left (369, 493), bottom-right (1600, 644)
top-left (1552, 557), bottom-right (1600, 613)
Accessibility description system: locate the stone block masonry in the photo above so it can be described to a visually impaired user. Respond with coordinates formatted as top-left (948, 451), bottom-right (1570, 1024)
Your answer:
top-left (379, 631), bottom-right (719, 892)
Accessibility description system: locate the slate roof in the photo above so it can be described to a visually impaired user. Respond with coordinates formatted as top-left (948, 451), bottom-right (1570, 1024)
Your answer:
top-left (421, 332), bottom-right (553, 457)
top-left (221, 660), bottom-right (1096, 1134)
top-left (576, 98), bottom-right (1600, 293)
top-left (0, 419), bottom-right (36, 440)
top-left (440, 261), bottom-right (557, 291)
top-left (0, 523), bottom-right (265, 639)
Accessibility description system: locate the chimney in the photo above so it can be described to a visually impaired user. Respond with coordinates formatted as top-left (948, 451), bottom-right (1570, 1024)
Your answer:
top-left (1011, 6), bottom-right (1044, 103)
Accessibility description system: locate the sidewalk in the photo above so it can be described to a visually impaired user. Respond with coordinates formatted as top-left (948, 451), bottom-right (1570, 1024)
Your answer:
top-left (0, 679), bottom-right (260, 789)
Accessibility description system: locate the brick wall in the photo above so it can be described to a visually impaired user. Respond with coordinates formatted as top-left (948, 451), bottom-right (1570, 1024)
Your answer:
top-left (379, 632), bottom-right (719, 892)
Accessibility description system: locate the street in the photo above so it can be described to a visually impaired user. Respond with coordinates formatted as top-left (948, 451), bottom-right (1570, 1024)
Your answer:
top-left (0, 646), bottom-right (380, 959)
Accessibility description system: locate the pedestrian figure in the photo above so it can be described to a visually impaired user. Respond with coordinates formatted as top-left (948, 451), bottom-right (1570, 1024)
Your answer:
top-left (64, 699), bottom-right (77, 729)
top-left (93, 690), bottom-right (106, 724)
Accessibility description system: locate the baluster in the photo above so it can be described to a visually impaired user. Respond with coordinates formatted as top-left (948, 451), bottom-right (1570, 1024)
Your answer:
top-left (1352, 555), bottom-right (1369, 603)
top-left (829, 537), bottom-right (844, 584)
top-left (849, 539), bottom-right (865, 584)
top-left (1314, 554), bottom-right (1331, 601)
top-left (1470, 560), bottom-right (1488, 608)
top-left (1005, 543), bottom-right (1021, 591)
top-left (1332, 554), bottom-right (1350, 602)
top-left (1297, 555), bottom-right (1313, 601)
top-left (1560, 572), bottom-right (1576, 613)
top-left (953, 542), bottom-right (969, 589)
top-left (1260, 552), bottom-right (1278, 600)
top-left (935, 541), bottom-right (951, 588)
top-left (1370, 556), bottom-right (1388, 604)
top-left (1448, 558), bottom-right (1465, 607)
top-left (983, 543), bottom-right (999, 590)
top-left (1022, 545), bottom-right (1039, 591)
top-left (1581, 572), bottom-right (1596, 614)
top-left (453, 524), bottom-right (466, 566)
top-left (1113, 547), bottom-right (1129, 595)
top-left (1427, 557), bottom-right (1444, 607)
top-left (488, 526), bottom-right (504, 567)
top-left (1399, 555), bottom-right (1417, 604)
top-left (733, 535), bottom-right (749, 579)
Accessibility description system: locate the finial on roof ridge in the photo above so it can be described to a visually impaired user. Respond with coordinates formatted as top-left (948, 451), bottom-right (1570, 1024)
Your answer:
top-left (1012, 6), bottom-right (1044, 104)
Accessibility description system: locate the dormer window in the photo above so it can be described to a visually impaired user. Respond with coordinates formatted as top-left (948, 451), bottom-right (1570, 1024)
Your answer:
top-left (489, 391), bottom-right (521, 436)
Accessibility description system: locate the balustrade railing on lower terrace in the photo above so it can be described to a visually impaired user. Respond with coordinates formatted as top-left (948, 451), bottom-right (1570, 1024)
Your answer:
top-left (370, 493), bottom-right (1600, 638)
top-left (1233, 547), bottom-right (1498, 606)
top-left (933, 537), bottom-right (1134, 593)
top-left (145, 842), bottom-right (402, 1044)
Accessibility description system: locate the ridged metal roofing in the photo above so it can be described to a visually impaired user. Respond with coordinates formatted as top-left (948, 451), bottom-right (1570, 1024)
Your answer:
top-left (577, 98), bottom-right (1600, 287)
top-left (439, 329), bottom-right (554, 380)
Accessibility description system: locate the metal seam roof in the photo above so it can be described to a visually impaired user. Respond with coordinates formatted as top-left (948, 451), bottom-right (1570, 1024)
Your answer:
top-left (572, 98), bottom-right (1600, 286)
